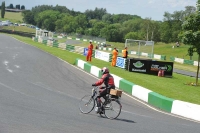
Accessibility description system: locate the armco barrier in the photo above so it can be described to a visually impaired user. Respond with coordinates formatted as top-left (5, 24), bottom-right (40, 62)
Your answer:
top-left (170, 56), bottom-right (200, 66)
top-left (184, 59), bottom-right (194, 65)
top-left (75, 58), bottom-right (200, 122)
top-left (58, 43), bottom-right (67, 50)
top-left (119, 79), bottom-right (134, 94)
top-left (32, 37), bottom-right (112, 61)
top-left (171, 100), bottom-right (200, 121)
top-left (148, 92), bottom-right (174, 112)
top-left (99, 47), bottom-right (166, 61)
top-left (132, 85), bottom-right (152, 102)
top-left (84, 63), bottom-right (92, 73)
top-left (74, 46), bottom-right (84, 54)
top-left (42, 40), bottom-right (47, 45)
top-left (66, 44), bottom-right (75, 51)
top-left (53, 42), bottom-right (59, 48)
top-left (90, 66), bottom-right (101, 78)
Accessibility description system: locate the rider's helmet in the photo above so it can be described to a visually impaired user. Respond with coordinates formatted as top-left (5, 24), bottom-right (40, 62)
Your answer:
top-left (101, 67), bottom-right (109, 74)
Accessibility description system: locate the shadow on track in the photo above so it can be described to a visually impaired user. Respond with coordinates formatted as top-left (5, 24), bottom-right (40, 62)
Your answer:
top-left (115, 118), bottom-right (136, 123)
top-left (80, 113), bottom-right (136, 123)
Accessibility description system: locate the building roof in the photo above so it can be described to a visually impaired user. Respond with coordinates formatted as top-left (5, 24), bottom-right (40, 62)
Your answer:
top-left (5, 8), bottom-right (24, 12)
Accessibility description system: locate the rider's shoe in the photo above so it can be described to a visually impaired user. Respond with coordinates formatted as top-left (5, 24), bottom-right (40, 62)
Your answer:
top-left (95, 107), bottom-right (100, 113)
top-left (99, 110), bottom-right (104, 114)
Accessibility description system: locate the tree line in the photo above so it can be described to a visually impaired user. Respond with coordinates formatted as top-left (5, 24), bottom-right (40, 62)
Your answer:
top-left (8, 4), bottom-right (25, 10)
top-left (1, 1), bottom-right (25, 19)
top-left (0, 2), bottom-right (25, 10)
top-left (20, 4), bottom-right (196, 43)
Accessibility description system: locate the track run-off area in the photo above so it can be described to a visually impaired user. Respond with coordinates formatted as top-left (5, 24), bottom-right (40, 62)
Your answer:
top-left (0, 34), bottom-right (199, 133)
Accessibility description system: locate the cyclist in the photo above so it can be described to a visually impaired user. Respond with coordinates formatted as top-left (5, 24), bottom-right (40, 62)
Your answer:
top-left (92, 67), bottom-right (115, 113)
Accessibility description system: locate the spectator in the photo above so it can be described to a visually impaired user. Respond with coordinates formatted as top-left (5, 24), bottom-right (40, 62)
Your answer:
top-left (176, 42), bottom-right (180, 47)
top-left (122, 47), bottom-right (128, 58)
top-left (111, 47), bottom-right (118, 66)
top-left (95, 45), bottom-right (98, 49)
top-left (86, 40), bottom-right (93, 61)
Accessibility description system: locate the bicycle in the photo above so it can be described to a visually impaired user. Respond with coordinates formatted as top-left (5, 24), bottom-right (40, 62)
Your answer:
top-left (79, 86), bottom-right (122, 119)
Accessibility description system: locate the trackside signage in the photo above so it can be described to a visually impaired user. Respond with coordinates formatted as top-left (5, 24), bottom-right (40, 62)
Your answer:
top-left (127, 58), bottom-right (173, 77)
top-left (83, 48), bottom-right (88, 56)
top-left (116, 57), bottom-right (126, 69)
top-left (95, 50), bottom-right (110, 62)
top-left (128, 59), bottom-right (148, 73)
top-left (149, 61), bottom-right (173, 76)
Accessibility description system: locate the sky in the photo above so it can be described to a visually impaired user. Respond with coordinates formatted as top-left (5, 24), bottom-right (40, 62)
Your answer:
top-left (3, 0), bottom-right (197, 21)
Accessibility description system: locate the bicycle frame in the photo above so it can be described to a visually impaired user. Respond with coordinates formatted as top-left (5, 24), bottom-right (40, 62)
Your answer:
top-left (79, 86), bottom-right (122, 119)
top-left (92, 86), bottom-right (121, 105)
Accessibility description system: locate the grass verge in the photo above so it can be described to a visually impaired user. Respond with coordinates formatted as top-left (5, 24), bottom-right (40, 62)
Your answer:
top-left (0, 11), bottom-right (23, 23)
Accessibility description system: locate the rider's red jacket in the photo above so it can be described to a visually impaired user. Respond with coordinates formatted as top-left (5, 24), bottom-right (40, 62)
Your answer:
top-left (94, 73), bottom-right (115, 88)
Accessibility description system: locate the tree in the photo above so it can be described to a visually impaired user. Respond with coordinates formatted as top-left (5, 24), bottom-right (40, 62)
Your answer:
top-left (21, 5), bottom-right (25, 10)
top-left (73, 14), bottom-right (88, 34)
top-left (102, 23), bottom-right (123, 42)
top-left (102, 13), bottom-right (113, 24)
top-left (84, 7), bottom-right (107, 20)
top-left (22, 10), bottom-right (35, 24)
top-left (1, 1), bottom-right (5, 18)
top-left (9, 3), bottom-right (13, 9)
top-left (124, 32), bottom-right (140, 40)
top-left (90, 22), bottom-right (107, 36)
top-left (16, 4), bottom-right (20, 9)
top-left (54, 13), bottom-right (68, 32)
top-left (61, 15), bottom-right (76, 33)
top-left (184, 6), bottom-right (196, 17)
top-left (36, 10), bottom-right (60, 31)
top-left (163, 12), bottom-right (172, 21)
top-left (143, 17), bottom-right (151, 41)
top-left (179, 0), bottom-right (200, 85)
top-left (54, 5), bottom-right (70, 13)
top-left (171, 11), bottom-right (185, 21)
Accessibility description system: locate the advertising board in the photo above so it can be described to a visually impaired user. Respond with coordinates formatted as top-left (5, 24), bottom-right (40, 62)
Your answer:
top-left (83, 48), bottom-right (88, 56)
top-left (127, 58), bottom-right (173, 77)
top-left (95, 50), bottom-right (110, 62)
top-left (116, 57), bottom-right (126, 69)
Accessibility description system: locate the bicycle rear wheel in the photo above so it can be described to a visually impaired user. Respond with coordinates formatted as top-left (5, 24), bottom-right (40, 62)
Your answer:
top-left (79, 95), bottom-right (95, 114)
top-left (104, 99), bottom-right (122, 119)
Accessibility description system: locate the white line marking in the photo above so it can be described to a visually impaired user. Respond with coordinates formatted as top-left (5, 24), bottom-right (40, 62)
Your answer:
top-left (0, 81), bottom-right (31, 96)
top-left (0, 81), bottom-right (48, 102)
top-left (12, 37), bottom-right (200, 123)
top-left (6, 68), bottom-right (13, 73)
top-left (3, 60), bottom-right (9, 66)
top-left (28, 81), bottom-right (80, 100)
top-left (14, 65), bottom-right (20, 68)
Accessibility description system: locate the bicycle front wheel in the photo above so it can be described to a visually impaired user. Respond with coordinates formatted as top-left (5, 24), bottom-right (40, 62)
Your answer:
top-left (104, 99), bottom-right (122, 119)
top-left (79, 95), bottom-right (95, 114)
